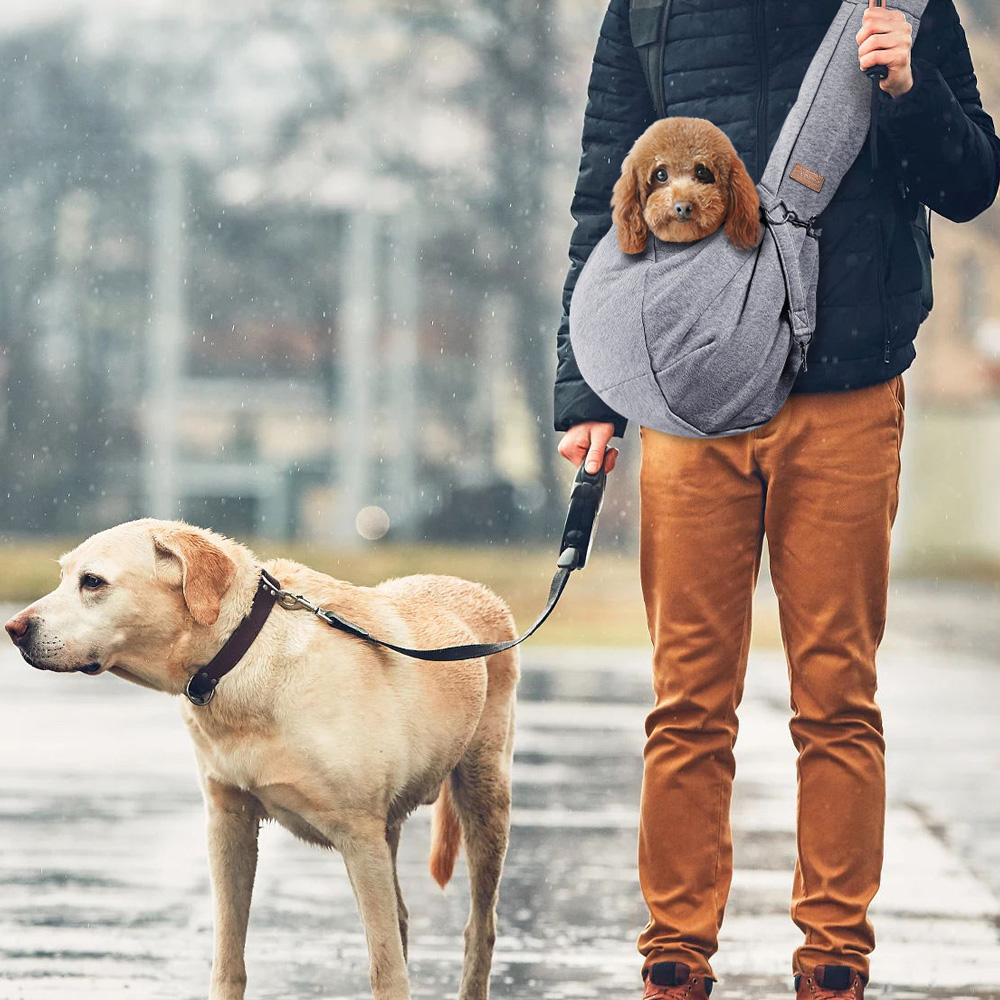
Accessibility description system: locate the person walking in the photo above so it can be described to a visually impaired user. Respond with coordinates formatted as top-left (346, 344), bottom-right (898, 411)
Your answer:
top-left (554, 2), bottom-right (1000, 998)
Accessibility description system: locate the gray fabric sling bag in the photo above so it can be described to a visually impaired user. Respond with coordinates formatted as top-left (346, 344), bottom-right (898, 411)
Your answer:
top-left (569, 0), bottom-right (929, 439)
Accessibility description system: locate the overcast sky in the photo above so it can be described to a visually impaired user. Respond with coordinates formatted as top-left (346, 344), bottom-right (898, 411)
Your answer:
top-left (2, 0), bottom-right (104, 29)
top-left (0, 0), bottom-right (222, 32)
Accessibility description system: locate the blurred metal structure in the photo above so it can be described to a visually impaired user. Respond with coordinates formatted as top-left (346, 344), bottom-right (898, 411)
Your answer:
top-left (144, 145), bottom-right (185, 521)
top-left (336, 209), bottom-right (379, 547)
top-left (334, 200), bottom-right (421, 547)
top-left (386, 204), bottom-right (421, 542)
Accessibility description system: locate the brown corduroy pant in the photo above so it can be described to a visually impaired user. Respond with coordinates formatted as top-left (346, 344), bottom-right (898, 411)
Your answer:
top-left (636, 374), bottom-right (906, 983)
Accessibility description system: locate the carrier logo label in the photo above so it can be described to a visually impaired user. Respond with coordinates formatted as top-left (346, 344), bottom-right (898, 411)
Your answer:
top-left (790, 162), bottom-right (825, 193)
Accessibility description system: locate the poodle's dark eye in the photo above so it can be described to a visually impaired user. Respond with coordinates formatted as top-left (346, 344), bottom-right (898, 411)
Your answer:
top-left (80, 573), bottom-right (107, 592)
top-left (695, 164), bottom-right (716, 184)
top-left (653, 167), bottom-right (669, 183)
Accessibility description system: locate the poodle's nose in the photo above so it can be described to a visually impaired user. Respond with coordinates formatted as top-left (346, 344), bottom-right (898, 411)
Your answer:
top-left (673, 201), bottom-right (693, 221)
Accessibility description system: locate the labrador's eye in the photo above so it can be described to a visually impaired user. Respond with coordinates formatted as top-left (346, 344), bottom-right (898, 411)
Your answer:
top-left (653, 167), bottom-right (669, 183)
top-left (695, 164), bottom-right (716, 184)
top-left (80, 573), bottom-right (107, 592)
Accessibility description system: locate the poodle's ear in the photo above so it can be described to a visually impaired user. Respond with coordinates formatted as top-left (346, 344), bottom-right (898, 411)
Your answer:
top-left (612, 153), bottom-right (649, 254)
top-left (725, 154), bottom-right (762, 251)
top-left (153, 527), bottom-right (237, 626)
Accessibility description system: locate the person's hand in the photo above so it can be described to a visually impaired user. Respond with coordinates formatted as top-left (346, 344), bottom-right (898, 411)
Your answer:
top-left (557, 421), bottom-right (620, 475)
top-left (857, 0), bottom-right (914, 98)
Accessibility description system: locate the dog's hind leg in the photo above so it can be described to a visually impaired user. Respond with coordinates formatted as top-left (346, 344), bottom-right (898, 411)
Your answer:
top-left (452, 670), bottom-right (516, 1000)
top-left (386, 821), bottom-right (409, 961)
top-left (339, 824), bottom-right (411, 1000)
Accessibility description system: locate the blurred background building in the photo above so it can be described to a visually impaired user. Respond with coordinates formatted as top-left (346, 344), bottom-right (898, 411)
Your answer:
top-left (0, 0), bottom-right (997, 575)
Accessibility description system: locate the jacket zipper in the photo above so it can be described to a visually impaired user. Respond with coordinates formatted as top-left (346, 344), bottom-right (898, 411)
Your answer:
top-left (874, 217), bottom-right (891, 363)
top-left (650, 0), bottom-right (672, 118)
top-left (754, 0), bottom-right (768, 180)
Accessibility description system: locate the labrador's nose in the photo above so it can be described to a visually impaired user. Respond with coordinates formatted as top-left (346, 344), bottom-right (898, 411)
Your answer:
top-left (5, 613), bottom-right (33, 646)
top-left (673, 201), bottom-right (693, 221)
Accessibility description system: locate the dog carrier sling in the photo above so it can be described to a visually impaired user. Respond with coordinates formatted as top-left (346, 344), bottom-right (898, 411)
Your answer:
top-left (568, 0), bottom-right (929, 439)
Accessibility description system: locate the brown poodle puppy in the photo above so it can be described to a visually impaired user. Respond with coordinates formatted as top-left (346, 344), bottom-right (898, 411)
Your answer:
top-left (612, 116), bottom-right (762, 254)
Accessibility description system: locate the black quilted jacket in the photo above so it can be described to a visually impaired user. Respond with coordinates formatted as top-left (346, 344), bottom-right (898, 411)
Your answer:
top-left (554, 0), bottom-right (1000, 437)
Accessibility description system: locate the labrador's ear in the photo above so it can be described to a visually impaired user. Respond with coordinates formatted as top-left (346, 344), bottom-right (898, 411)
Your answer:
top-left (153, 527), bottom-right (237, 626)
top-left (725, 153), bottom-right (762, 251)
top-left (612, 152), bottom-right (649, 254)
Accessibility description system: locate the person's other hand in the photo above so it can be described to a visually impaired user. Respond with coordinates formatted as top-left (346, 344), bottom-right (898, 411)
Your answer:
top-left (857, 1), bottom-right (914, 98)
top-left (557, 422), bottom-right (619, 474)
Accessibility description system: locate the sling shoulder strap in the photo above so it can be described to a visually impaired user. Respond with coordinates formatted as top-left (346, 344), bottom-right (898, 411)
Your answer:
top-left (629, 0), bottom-right (673, 120)
top-left (628, 0), bottom-right (933, 316)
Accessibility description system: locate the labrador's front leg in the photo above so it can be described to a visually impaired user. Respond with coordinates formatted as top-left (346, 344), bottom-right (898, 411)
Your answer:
top-left (204, 780), bottom-right (262, 1000)
top-left (340, 829), bottom-right (411, 1000)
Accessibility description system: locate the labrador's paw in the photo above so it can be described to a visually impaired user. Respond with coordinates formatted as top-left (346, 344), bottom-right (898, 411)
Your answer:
top-left (209, 978), bottom-right (247, 1000)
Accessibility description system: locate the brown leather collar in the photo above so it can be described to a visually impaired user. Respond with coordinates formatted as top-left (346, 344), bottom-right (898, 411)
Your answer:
top-left (184, 569), bottom-right (281, 707)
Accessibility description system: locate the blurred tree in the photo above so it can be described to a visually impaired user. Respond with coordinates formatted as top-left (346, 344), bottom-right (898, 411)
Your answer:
top-left (373, 0), bottom-right (567, 526)
top-left (0, 22), bottom-right (146, 533)
top-left (467, 0), bottom-right (564, 524)
top-left (963, 0), bottom-right (995, 29)
top-left (0, 0), bottom-right (573, 539)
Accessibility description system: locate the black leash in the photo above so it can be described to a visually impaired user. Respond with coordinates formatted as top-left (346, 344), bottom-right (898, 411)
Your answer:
top-left (270, 564), bottom-right (573, 662)
top-left (184, 461), bottom-right (608, 705)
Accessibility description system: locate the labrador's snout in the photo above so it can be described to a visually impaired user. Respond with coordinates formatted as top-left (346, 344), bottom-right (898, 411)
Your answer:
top-left (5, 612), bottom-right (34, 647)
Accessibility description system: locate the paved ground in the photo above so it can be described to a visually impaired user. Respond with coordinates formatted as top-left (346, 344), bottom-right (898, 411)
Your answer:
top-left (1, 579), bottom-right (999, 1000)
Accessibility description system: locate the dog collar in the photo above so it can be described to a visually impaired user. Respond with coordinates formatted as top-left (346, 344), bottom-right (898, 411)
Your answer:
top-left (184, 568), bottom-right (282, 707)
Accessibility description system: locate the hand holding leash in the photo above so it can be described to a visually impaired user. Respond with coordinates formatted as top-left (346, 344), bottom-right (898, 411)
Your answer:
top-left (858, 0), bottom-right (914, 172)
top-left (557, 420), bottom-right (620, 475)
top-left (858, 0), bottom-right (915, 98)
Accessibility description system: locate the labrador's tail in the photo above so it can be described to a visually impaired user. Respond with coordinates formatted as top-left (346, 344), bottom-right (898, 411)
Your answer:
top-left (429, 778), bottom-right (461, 889)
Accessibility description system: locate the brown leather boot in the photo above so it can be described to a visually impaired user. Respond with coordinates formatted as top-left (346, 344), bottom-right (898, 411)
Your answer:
top-left (643, 962), bottom-right (714, 1000)
top-left (795, 965), bottom-right (866, 1000)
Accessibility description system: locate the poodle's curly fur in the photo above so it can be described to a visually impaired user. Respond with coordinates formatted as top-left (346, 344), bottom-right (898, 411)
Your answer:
top-left (612, 117), bottom-right (762, 254)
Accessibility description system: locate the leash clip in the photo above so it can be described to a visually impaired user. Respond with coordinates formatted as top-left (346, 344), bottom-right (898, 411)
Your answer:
top-left (274, 590), bottom-right (320, 613)
top-left (765, 202), bottom-right (822, 239)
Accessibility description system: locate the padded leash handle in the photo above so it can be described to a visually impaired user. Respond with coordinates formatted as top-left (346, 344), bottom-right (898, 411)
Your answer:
top-left (308, 459), bottom-right (607, 662)
top-left (558, 461), bottom-right (607, 570)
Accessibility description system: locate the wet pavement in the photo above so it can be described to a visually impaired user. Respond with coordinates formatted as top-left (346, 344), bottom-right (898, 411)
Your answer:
top-left (1, 581), bottom-right (999, 1000)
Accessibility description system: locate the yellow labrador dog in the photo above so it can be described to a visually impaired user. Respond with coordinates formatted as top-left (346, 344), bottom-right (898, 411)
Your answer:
top-left (4, 519), bottom-right (519, 1000)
